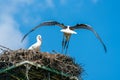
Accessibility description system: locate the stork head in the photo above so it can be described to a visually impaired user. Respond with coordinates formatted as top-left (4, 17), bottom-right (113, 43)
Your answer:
top-left (36, 35), bottom-right (42, 42)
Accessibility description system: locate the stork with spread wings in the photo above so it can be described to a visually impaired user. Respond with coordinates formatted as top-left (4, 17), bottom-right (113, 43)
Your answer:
top-left (21, 21), bottom-right (107, 54)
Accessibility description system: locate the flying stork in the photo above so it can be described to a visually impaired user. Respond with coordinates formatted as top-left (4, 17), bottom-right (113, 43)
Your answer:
top-left (21, 21), bottom-right (107, 53)
top-left (28, 35), bottom-right (42, 51)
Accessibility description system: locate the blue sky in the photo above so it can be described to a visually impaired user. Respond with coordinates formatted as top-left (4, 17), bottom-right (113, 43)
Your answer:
top-left (0, 0), bottom-right (120, 80)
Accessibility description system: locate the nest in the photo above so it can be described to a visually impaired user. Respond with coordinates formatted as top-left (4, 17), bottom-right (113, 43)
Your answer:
top-left (0, 49), bottom-right (83, 80)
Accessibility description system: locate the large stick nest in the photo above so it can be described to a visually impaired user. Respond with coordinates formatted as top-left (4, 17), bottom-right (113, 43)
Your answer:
top-left (0, 49), bottom-right (83, 80)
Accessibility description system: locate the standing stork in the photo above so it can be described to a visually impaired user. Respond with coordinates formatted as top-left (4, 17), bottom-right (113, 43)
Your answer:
top-left (21, 21), bottom-right (107, 54)
top-left (28, 35), bottom-right (42, 51)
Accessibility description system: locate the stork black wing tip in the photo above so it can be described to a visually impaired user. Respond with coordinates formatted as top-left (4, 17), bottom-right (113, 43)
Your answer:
top-left (21, 38), bottom-right (24, 43)
top-left (104, 47), bottom-right (107, 53)
top-left (103, 44), bottom-right (107, 53)
top-left (21, 36), bottom-right (26, 43)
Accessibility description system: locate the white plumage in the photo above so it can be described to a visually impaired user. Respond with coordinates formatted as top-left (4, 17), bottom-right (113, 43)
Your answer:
top-left (60, 26), bottom-right (77, 34)
top-left (28, 35), bottom-right (42, 51)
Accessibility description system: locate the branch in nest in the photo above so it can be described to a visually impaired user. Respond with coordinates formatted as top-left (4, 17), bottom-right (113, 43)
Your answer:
top-left (0, 45), bottom-right (12, 51)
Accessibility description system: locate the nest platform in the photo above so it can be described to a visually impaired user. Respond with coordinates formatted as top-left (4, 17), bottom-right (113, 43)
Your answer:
top-left (0, 49), bottom-right (83, 80)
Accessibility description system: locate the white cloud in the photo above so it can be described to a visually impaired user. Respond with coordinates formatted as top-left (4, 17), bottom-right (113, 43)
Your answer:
top-left (0, 23), bottom-right (26, 50)
top-left (0, 0), bottom-right (55, 51)
top-left (0, 0), bottom-right (28, 50)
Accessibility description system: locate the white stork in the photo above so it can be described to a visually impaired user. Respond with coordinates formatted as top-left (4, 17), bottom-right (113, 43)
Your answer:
top-left (21, 21), bottom-right (107, 54)
top-left (28, 35), bottom-right (42, 51)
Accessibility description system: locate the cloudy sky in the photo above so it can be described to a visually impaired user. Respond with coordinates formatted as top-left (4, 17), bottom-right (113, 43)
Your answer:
top-left (0, 0), bottom-right (120, 80)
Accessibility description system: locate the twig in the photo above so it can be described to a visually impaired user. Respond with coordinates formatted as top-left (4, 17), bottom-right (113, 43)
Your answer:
top-left (0, 45), bottom-right (12, 51)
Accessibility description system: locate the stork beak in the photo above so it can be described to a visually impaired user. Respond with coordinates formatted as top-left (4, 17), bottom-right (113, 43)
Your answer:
top-left (38, 37), bottom-right (42, 41)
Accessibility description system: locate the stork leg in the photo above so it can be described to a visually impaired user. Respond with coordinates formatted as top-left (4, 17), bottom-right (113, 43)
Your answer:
top-left (65, 40), bottom-right (69, 54)
top-left (64, 39), bottom-right (68, 52)
top-left (65, 36), bottom-right (71, 54)
top-left (64, 34), bottom-right (70, 52)
top-left (61, 35), bottom-right (65, 53)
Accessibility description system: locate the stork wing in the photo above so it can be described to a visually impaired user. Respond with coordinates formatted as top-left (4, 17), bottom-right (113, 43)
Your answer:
top-left (70, 24), bottom-right (107, 52)
top-left (21, 21), bottom-right (65, 42)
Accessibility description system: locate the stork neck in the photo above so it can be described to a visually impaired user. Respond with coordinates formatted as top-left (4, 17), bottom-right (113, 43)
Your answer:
top-left (37, 38), bottom-right (41, 42)
top-left (67, 26), bottom-right (70, 29)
